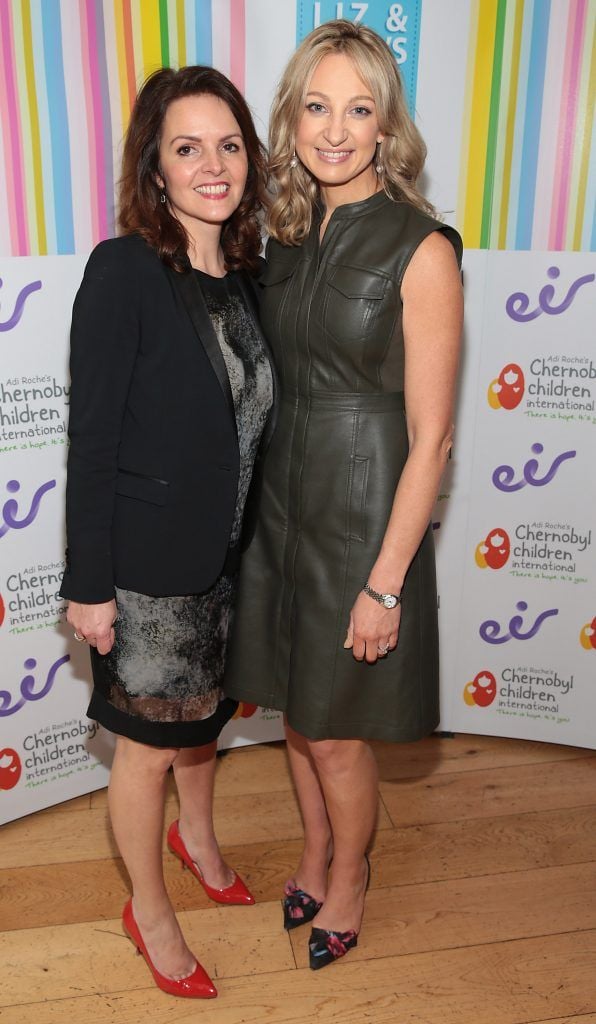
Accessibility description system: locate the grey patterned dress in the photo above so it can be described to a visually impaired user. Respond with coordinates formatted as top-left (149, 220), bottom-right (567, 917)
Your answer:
top-left (88, 270), bottom-right (273, 748)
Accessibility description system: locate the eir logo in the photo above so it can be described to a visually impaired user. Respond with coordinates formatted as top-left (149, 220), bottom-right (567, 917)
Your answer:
top-left (0, 278), bottom-right (42, 332)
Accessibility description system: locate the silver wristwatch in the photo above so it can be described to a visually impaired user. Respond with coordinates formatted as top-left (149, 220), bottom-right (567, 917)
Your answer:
top-left (363, 582), bottom-right (401, 609)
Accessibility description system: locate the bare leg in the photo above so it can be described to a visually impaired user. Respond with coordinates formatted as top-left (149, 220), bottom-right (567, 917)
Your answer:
top-left (173, 741), bottom-right (234, 889)
top-left (285, 722), bottom-right (333, 902)
top-left (307, 737), bottom-right (377, 934)
top-left (108, 736), bottom-right (196, 980)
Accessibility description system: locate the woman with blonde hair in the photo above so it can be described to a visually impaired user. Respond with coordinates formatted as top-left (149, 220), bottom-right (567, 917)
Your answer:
top-left (225, 20), bottom-right (463, 968)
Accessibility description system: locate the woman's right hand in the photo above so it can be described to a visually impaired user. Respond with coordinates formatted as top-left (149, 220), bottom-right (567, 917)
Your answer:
top-left (66, 599), bottom-right (118, 654)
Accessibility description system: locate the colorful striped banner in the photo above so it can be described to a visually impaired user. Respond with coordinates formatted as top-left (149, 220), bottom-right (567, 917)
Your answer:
top-left (0, 0), bottom-right (245, 256)
top-left (458, 0), bottom-right (595, 251)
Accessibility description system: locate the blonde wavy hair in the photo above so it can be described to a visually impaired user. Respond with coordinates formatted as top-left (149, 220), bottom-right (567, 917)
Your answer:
top-left (267, 19), bottom-right (435, 245)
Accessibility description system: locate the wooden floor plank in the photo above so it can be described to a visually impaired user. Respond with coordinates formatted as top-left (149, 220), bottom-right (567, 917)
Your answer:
top-left (371, 734), bottom-right (596, 781)
top-left (1, 930), bottom-right (595, 1023)
top-left (3, 804), bottom-right (596, 932)
top-left (0, 903), bottom-right (294, 1007)
top-left (2, 736), bottom-right (596, 1024)
top-left (83, 735), bottom-right (596, 811)
top-left (380, 756), bottom-right (596, 827)
top-left (0, 791), bottom-right (392, 870)
top-left (527, 1018), bottom-right (596, 1024)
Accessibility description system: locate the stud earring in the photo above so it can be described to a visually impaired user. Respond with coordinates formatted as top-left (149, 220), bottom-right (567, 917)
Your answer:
top-left (289, 152), bottom-right (298, 169)
top-left (160, 190), bottom-right (167, 204)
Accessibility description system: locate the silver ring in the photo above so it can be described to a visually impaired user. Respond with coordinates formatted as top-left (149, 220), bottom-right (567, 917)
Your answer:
top-left (73, 631), bottom-right (87, 642)
top-left (378, 644), bottom-right (390, 655)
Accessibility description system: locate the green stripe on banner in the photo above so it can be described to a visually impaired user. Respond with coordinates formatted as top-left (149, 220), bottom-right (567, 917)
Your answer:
top-left (159, 0), bottom-right (170, 66)
top-left (481, 0), bottom-right (507, 248)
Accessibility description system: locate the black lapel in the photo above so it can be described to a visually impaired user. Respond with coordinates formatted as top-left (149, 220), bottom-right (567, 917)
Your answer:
top-left (169, 266), bottom-right (237, 436)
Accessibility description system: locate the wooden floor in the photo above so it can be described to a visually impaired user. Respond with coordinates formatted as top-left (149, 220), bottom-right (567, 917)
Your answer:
top-left (1, 733), bottom-right (596, 1024)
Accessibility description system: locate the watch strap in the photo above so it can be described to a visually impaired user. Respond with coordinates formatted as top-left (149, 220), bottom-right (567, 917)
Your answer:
top-left (363, 582), bottom-right (402, 607)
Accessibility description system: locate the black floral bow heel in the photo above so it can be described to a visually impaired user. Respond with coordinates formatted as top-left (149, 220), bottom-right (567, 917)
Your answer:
top-left (307, 855), bottom-right (370, 969)
top-left (282, 882), bottom-right (323, 931)
top-left (308, 926), bottom-right (358, 969)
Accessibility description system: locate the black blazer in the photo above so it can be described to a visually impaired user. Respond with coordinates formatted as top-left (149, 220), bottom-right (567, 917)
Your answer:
top-left (60, 234), bottom-right (275, 604)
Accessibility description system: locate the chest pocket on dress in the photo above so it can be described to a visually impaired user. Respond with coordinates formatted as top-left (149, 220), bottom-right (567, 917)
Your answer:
top-left (319, 265), bottom-right (388, 346)
top-left (260, 260), bottom-right (300, 346)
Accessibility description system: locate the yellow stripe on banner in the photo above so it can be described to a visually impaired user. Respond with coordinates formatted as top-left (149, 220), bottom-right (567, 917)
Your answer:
top-left (463, 0), bottom-right (499, 247)
top-left (489, 0), bottom-right (517, 246)
top-left (572, 4), bottom-right (595, 250)
top-left (498, 0), bottom-right (524, 249)
top-left (176, 0), bottom-right (186, 67)
top-left (21, 0), bottom-right (46, 253)
top-left (456, 0), bottom-right (480, 235)
top-left (113, 0), bottom-right (130, 131)
top-left (131, 0), bottom-right (145, 91)
top-left (12, 3), bottom-right (35, 252)
top-left (140, 0), bottom-right (162, 78)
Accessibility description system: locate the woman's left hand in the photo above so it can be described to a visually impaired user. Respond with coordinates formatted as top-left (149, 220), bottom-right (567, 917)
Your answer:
top-left (344, 591), bottom-right (401, 663)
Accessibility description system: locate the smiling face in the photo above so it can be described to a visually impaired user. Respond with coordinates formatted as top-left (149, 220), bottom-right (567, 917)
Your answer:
top-left (295, 53), bottom-right (384, 205)
top-left (157, 93), bottom-right (248, 242)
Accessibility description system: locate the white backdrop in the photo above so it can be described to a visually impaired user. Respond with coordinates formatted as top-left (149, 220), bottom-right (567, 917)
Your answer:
top-left (1, 0), bottom-right (594, 823)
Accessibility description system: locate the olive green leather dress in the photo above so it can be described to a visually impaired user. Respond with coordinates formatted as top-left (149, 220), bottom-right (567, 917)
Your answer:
top-left (225, 192), bottom-right (463, 741)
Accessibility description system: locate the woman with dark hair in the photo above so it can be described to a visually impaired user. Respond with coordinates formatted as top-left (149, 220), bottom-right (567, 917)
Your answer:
top-left (60, 66), bottom-right (273, 999)
top-left (225, 20), bottom-right (463, 969)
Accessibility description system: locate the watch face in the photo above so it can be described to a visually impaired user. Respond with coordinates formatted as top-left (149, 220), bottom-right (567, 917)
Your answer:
top-left (383, 595), bottom-right (397, 609)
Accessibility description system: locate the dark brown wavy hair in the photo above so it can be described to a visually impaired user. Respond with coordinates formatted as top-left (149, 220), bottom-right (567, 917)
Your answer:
top-left (119, 66), bottom-right (268, 273)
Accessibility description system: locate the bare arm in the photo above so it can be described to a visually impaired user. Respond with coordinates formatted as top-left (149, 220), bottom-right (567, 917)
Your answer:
top-left (346, 230), bottom-right (463, 662)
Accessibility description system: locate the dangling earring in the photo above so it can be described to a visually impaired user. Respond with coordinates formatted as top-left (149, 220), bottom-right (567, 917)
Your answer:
top-left (160, 190), bottom-right (167, 204)
top-left (375, 142), bottom-right (383, 175)
top-left (289, 152), bottom-right (298, 169)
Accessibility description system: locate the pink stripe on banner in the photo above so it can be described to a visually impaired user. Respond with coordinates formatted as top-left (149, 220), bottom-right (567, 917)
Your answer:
top-left (0, 0), bottom-right (28, 254)
top-left (79, 0), bottom-right (100, 244)
top-left (230, 0), bottom-right (245, 92)
top-left (549, 0), bottom-right (587, 249)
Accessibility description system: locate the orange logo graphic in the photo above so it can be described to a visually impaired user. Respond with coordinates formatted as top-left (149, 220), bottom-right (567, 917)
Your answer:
top-left (0, 748), bottom-right (22, 790)
top-left (475, 528), bottom-right (510, 570)
top-left (488, 363), bottom-right (525, 409)
top-left (580, 616), bottom-right (596, 650)
top-left (463, 671), bottom-right (497, 708)
top-left (232, 702), bottom-right (258, 720)
top-left (0, 593), bottom-right (4, 627)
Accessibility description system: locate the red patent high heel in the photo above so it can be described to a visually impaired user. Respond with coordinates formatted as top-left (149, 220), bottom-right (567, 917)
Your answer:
top-left (167, 820), bottom-right (255, 906)
top-left (122, 899), bottom-right (217, 999)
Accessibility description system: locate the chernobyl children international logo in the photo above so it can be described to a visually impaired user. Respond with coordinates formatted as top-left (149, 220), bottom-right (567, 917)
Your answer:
top-left (3, 719), bottom-right (101, 790)
top-left (296, 2), bottom-right (423, 113)
top-left (475, 528), bottom-right (510, 570)
top-left (0, 377), bottom-right (69, 454)
top-left (488, 364), bottom-right (524, 410)
top-left (0, 748), bottom-right (22, 790)
top-left (463, 670), bottom-right (497, 707)
top-left (487, 359), bottom-right (596, 424)
top-left (580, 617), bottom-right (596, 650)
top-left (1, 558), bottom-right (66, 634)
top-left (464, 665), bottom-right (574, 725)
top-left (475, 523), bottom-right (591, 584)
